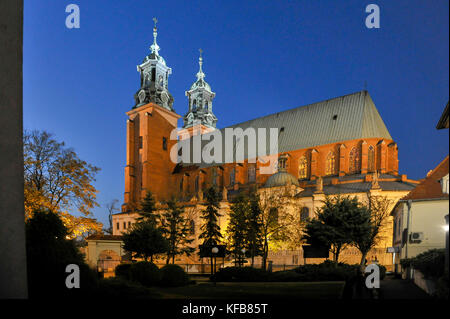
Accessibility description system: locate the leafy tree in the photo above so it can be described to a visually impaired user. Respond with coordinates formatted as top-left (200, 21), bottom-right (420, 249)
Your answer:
top-left (258, 189), bottom-right (295, 270)
top-left (160, 199), bottom-right (195, 264)
top-left (305, 195), bottom-right (369, 262)
top-left (122, 221), bottom-right (168, 262)
top-left (23, 130), bottom-right (102, 237)
top-left (352, 195), bottom-right (393, 268)
top-left (226, 194), bottom-right (251, 266)
top-left (199, 187), bottom-right (223, 274)
top-left (26, 209), bottom-right (98, 298)
top-left (137, 191), bottom-right (159, 225)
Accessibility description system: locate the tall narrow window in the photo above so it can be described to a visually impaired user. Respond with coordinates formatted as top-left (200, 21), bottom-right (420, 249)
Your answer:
top-left (195, 175), bottom-right (199, 193)
top-left (300, 207), bottom-right (310, 221)
top-left (269, 208), bottom-right (279, 225)
top-left (229, 167), bottom-right (235, 186)
top-left (211, 167), bottom-right (217, 186)
top-left (326, 152), bottom-right (336, 175)
top-left (349, 147), bottom-right (361, 174)
top-left (368, 146), bottom-right (375, 172)
top-left (248, 165), bottom-right (256, 183)
top-left (162, 137), bottom-right (167, 150)
top-left (298, 156), bottom-right (308, 179)
top-left (139, 136), bottom-right (143, 149)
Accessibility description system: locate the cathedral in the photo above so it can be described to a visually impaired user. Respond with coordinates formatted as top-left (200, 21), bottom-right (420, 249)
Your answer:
top-left (109, 21), bottom-right (419, 270)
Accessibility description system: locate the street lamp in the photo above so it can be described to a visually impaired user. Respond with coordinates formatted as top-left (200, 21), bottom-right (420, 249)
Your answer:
top-left (241, 248), bottom-right (246, 267)
top-left (212, 247), bottom-right (219, 286)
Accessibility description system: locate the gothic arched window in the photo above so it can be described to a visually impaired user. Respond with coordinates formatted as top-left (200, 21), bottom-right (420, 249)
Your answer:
top-left (248, 165), bottom-right (256, 183)
top-left (300, 207), bottom-right (310, 221)
top-left (229, 167), bottom-right (235, 186)
top-left (298, 156), bottom-right (308, 179)
top-left (211, 167), bottom-right (217, 186)
top-left (269, 208), bottom-right (279, 225)
top-left (195, 175), bottom-right (199, 193)
top-left (349, 147), bottom-right (361, 174)
top-left (368, 146), bottom-right (375, 172)
top-left (326, 152), bottom-right (336, 175)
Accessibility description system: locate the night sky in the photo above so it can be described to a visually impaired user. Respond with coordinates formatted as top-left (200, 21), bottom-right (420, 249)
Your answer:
top-left (24, 0), bottom-right (449, 226)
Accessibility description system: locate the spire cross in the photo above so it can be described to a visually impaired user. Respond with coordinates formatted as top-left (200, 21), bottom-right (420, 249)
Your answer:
top-left (150, 17), bottom-right (160, 55)
top-left (197, 48), bottom-right (204, 80)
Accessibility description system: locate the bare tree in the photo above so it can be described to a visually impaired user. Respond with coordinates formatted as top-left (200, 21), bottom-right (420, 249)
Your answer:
top-left (105, 199), bottom-right (119, 234)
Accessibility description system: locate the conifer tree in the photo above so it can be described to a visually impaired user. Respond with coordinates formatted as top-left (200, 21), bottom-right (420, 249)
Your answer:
top-left (161, 199), bottom-right (195, 264)
top-left (199, 187), bottom-right (222, 274)
top-left (247, 191), bottom-right (264, 266)
top-left (137, 191), bottom-right (159, 225)
top-left (227, 194), bottom-right (250, 266)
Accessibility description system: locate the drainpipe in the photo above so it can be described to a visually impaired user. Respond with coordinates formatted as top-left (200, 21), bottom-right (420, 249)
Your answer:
top-left (405, 200), bottom-right (412, 259)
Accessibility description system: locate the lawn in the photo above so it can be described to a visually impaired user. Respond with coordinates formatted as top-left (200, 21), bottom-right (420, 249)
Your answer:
top-left (150, 281), bottom-right (345, 299)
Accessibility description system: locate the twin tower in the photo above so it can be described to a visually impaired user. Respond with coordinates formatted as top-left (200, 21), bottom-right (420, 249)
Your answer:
top-left (123, 19), bottom-right (217, 211)
top-left (133, 18), bottom-right (217, 131)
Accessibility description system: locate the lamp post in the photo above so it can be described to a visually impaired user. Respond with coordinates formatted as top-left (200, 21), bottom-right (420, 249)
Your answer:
top-left (212, 247), bottom-right (218, 286)
top-left (241, 248), bottom-right (246, 267)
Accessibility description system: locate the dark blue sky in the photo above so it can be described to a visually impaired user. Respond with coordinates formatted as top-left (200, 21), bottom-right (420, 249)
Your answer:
top-left (24, 0), bottom-right (449, 226)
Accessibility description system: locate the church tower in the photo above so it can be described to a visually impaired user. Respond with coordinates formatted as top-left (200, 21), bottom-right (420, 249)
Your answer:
top-left (123, 18), bottom-right (181, 212)
top-left (181, 49), bottom-right (217, 137)
top-left (133, 18), bottom-right (174, 112)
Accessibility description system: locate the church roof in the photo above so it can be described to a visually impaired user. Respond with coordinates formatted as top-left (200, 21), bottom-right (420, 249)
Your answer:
top-left (176, 90), bottom-right (392, 168)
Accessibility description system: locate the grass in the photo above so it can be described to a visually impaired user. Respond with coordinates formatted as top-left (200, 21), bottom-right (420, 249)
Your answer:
top-left (150, 281), bottom-right (345, 299)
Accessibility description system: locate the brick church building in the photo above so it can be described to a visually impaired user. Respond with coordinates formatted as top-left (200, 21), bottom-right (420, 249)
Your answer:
top-left (104, 22), bottom-right (419, 270)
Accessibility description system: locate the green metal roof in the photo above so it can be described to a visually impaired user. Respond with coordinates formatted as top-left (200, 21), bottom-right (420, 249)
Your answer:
top-left (177, 90), bottom-right (392, 167)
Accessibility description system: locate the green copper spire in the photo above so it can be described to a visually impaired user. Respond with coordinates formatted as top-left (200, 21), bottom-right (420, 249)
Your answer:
top-left (183, 49), bottom-right (217, 129)
top-left (196, 48), bottom-right (205, 80)
top-left (150, 17), bottom-right (160, 55)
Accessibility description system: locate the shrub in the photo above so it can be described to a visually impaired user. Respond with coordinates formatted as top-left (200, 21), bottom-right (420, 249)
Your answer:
top-left (96, 278), bottom-right (159, 299)
top-left (410, 249), bottom-right (445, 279)
top-left (435, 272), bottom-right (449, 299)
top-left (267, 271), bottom-right (305, 282)
top-left (115, 263), bottom-right (132, 280)
top-left (293, 261), bottom-right (360, 281)
top-left (212, 267), bottom-right (270, 282)
top-left (159, 264), bottom-right (189, 287)
top-left (129, 261), bottom-right (161, 287)
top-left (400, 258), bottom-right (412, 269)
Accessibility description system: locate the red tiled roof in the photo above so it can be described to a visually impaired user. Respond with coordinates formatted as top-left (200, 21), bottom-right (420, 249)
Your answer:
top-left (402, 156), bottom-right (449, 201)
top-left (85, 234), bottom-right (122, 241)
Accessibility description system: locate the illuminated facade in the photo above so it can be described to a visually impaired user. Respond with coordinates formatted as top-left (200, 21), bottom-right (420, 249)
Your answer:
top-left (113, 22), bottom-right (420, 269)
